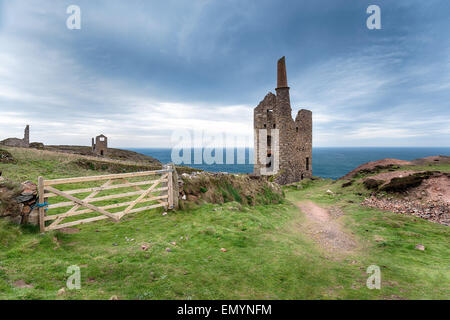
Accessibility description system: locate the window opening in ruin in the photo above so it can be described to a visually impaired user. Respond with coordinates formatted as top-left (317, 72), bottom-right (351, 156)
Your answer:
top-left (306, 157), bottom-right (309, 170)
top-left (296, 127), bottom-right (299, 133)
top-left (264, 124), bottom-right (267, 129)
top-left (273, 124), bottom-right (276, 129)
top-left (101, 150), bottom-right (104, 156)
top-left (267, 135), bottom-right (272, 147)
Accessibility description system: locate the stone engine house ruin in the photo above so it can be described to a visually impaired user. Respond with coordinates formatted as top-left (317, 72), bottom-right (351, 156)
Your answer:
top-left (0, 125), bottom-right (30, 148)
top-left (254, 57), bottom-right (312, 185)
top-left (92, 134), bottom-right (108, 157)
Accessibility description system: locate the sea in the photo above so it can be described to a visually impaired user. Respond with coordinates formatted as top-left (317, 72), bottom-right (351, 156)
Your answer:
top-left (127, 147), bottom-right (450, 180)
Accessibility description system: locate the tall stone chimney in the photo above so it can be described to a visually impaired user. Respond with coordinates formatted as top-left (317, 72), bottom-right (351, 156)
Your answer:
top-left (24, 125), bottom-right (30, 145)
top-left (277, 56), bottom-right (288, 89)
top-left (275, 56), bottom-right (291, 116)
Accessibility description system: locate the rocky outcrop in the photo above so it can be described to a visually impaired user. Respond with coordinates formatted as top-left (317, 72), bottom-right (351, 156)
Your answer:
top-left (362, 197), bottom-right (449, 226)
top-left (29, 142), bottom-right (45, 149)
top-left (340, 159), bottom-right (413, 180)
top-left (0, 149), bottom-right (16, 163)
top-left (0, 179), bottom-right (39, 225)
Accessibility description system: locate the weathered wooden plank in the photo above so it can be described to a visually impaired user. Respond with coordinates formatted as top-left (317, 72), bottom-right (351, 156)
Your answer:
top-left (46, 203), bottom-right (167, 231)
top-left (47, 186), bottom-right (169, 209)
top-left (45, 186), bottom-right (120, 222)
top-left (44, 169), bottom-right (171, 186)
top-left (38, 176), bottom-right (46, 233)
top-left (46, 215), bottom-right (112, 231)
top-left (48, 180), bottom-right (113, 229)
top-left (115, 203), bottom-right (167, 218)
top-left (44, 195), bottom-right (169, 221)
top-left (118, 174), bottom-right (167, 219)
top-left (44, 179), bottom-right (161, 198)
top-left (168, 170), bottom-right (174, 209)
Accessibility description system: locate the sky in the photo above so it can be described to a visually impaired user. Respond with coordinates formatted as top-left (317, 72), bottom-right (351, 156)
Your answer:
top-left (0, 0), bottom-right (449, 148)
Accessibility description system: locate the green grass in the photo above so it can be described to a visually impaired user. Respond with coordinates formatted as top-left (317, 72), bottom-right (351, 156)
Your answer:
top-left (0, 147), bottom-right (111, 182)
top-left (0, 147), bottom-right (449, 299)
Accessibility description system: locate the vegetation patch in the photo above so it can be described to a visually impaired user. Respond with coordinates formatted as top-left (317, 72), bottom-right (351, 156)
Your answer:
top-left (0, 179), bottom-right (22, 220)
top-left (72, 158), bottom-right (199, 175)
top-left (363, 178), bottom-right (384, 190)
top-left (72, 158), bottom-right (161, 174)
top-left (0, 149), bottom-right (16, 164)
top-left (181, 173), bottom-right (283, 207)
top-left (380, 171), bottom-right (444, 192)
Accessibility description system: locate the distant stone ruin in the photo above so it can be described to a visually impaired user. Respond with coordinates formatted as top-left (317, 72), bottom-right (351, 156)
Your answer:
top-left (92, 134), bottom-right (108, 156)
top-left (0, 125), bottom-right (30, 148)
top-left (254, 57), bottom-right (312, 185)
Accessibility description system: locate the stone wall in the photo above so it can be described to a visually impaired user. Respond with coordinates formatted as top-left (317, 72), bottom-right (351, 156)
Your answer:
top-left (92, 134), bottom-right (108, 156)
top-left (0, 178), bottom-right (39, 225)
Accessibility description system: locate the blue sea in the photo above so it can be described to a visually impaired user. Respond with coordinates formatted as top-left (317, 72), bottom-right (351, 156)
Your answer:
top-left (127, 147), bottom-right (450, 180)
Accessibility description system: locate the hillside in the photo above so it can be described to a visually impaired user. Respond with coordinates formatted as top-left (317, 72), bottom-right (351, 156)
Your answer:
top-left (0, 148), bottom-right (449, 300)
top-left (43, 145), bottom-right (161, 164)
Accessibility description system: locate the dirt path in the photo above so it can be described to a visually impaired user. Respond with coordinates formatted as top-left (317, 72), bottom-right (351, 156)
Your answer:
top-left (295, 201), bottom-right (357, 256)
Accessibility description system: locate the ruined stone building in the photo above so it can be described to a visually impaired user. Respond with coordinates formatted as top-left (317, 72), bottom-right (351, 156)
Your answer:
top-left (92, 134), bottom-right (108, 156)
top-left (254, 57), bottom-right (312, 185)
top-left (0, 125), bottom-right (30, 148)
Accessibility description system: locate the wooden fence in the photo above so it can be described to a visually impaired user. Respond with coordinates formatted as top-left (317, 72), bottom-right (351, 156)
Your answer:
top-left (38, 167), bottom-right (176, 232)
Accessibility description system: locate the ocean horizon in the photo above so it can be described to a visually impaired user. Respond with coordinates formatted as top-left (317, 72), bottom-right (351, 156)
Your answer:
top-left (126, 147), bottom-right (450, 180)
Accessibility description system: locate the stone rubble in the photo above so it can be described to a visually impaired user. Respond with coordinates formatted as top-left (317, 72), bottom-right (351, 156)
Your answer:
top-left (0, 179), bottom-right (39, 225)
top-left (362, 196), bottom-right (450, 226)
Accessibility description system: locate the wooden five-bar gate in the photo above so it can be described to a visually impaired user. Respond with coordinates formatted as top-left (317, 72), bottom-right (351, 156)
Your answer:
top-left (37, 167), bottom-right (176, 233)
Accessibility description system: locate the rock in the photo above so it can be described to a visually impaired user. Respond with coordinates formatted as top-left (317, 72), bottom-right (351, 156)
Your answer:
top-left (28, 209), bottom-right (39, 225)
top-left (109, 295), bottom-right (119, 300)
top-left (57, 288), bottom-right (66, 296)
top-left (170, 241), bottom-right (176, 246)
top-left (415, 244), bottom-right (425, 251)
top-left (326, 190), bottom-right (334, 195)
top-left (8, 215), bottom-right (22, 225)
top-left (141, 245), bottom-right (149, 251)
top-left (0, 149), bottom-right (15, 163)
top-left (165, 248), bottom-right (172, 252)
top-left (21, 181), bottom-right (37, 193)
top-left (29, 142), bottom-right (44, 149)
top-left (187, 195), bottom-right (199, 201)
top-left (162, 212), bottom-right (168, 216)
top-left (15, 194), bottom-right (34, 203)
top-left (22, 205), bottom-right (31, 215)
top-left (220, 248), bottom-right (227, 253)
top-left (182, 195), bottom-right (187, 200)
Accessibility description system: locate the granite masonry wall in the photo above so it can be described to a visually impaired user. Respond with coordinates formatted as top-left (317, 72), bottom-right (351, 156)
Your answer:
top-left (254, 57), bottom-right (312, 185)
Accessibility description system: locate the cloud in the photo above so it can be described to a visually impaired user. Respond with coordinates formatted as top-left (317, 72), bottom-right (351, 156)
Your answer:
top-left (0, 0), bottom-right (449, 148)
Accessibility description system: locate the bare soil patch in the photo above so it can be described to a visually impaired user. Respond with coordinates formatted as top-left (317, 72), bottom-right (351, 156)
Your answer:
top-left (13, 280), bottom-right (33, 289)
top-left (295, 201), bottom-right (357, 256)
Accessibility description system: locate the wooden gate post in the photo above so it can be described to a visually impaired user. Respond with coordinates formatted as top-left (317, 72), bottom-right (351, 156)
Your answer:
top-left (168, 167), bottom-right (174, 209)
top-left (38, 176), bottom-right (46, 233)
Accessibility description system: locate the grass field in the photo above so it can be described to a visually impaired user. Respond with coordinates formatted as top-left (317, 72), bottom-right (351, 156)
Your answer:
top-left (0, 147), bottom-right (449, 300)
